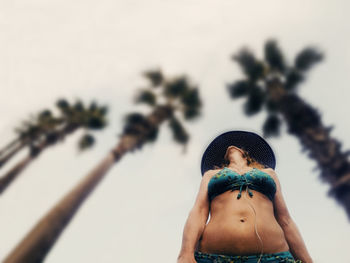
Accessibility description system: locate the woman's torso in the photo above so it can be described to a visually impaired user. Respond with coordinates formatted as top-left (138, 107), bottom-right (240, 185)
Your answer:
top-left (197, 167), bottom-right (289, 255)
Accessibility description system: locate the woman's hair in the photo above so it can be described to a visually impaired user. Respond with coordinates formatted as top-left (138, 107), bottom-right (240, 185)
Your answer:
top-left (213, 146), bottom-right (268, 170)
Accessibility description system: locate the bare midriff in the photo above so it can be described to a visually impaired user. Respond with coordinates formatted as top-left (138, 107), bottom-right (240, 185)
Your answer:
top-left (197, 188), bottom-right (289, 255)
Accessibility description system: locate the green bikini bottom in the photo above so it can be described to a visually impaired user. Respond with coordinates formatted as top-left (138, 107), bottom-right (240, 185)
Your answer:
top-left (194, 250), bottom-right (303, 263)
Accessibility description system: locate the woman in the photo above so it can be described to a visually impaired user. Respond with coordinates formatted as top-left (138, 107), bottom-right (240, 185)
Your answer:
top-left (177, 130), bottom-right (313, 263)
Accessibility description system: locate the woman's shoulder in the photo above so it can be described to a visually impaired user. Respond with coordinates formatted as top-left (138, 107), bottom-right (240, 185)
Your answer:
top-left (203, 168), bottom-right (223, 178)
top-left (260, 167), bottom-right (279, 184)
top-left (261, 167), bottom-right (276, 174)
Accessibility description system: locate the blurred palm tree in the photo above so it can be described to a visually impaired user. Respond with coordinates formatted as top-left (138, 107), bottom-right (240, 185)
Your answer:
top-left (227, 38), bottom-right (350, 220)
top-left (0, 110), bottom-right (60, 168)
top-left (3, 68), bottom-right (202, 263)
top-left (0, 99), bottom-right (108, 194)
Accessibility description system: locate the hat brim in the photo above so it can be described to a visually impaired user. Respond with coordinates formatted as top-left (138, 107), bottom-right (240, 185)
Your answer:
top-left (200, 130), bottom-right (276, 175)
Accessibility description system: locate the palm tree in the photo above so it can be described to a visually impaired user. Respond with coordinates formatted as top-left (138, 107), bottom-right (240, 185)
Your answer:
top-left (227, 38), bottom-right (350, 220)
top-left (3, 68), bottom-right (202, 263)
top-left (0, 110), bottom-right (60, 168)
top-left (0, 99), bottom-right (108, 194)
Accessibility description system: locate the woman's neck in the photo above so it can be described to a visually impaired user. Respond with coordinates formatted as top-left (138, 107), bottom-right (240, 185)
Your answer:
top-left (227, 163), bottom-right (250, 171)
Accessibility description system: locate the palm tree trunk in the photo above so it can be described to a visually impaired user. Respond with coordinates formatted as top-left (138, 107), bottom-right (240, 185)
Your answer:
top-left (0, 140), bottom-right (28, 168)
top-left (0, 125), bottom-right (80, 195)
top-left (3, 149), bottom-right (117, 263)
top-left (0, 137), bottom-right (22, 156)
top-left (3, 105), bottom-right (172, 263)
top-left (0, 155), bottom-right (32, 194)
top-left (266, 77), bottom-right (350, 219)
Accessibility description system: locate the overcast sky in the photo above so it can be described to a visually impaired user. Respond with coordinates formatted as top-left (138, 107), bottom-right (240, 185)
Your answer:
top-left (1, 1), bottom-right (350, 262)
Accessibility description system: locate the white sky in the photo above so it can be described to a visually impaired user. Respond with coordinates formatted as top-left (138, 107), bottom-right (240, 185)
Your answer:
top-left (1, 0), bottom-right (350, 262)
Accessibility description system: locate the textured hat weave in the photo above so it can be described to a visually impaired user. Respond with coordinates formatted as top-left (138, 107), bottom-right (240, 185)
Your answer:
top-left (200, 130), bottom-right (276, 176)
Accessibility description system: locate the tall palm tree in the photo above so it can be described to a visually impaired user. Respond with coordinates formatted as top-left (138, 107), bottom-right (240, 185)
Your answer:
top-left (3, 68), bottom-right (202, 263)
top-left (227, 38), bottom-right (350, 220)
top-left (0, 99), bottom-right (108, 194)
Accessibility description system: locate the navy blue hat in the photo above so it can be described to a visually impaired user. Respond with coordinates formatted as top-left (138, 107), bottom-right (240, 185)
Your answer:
top-left (201, 130), bottom-right (276, 176)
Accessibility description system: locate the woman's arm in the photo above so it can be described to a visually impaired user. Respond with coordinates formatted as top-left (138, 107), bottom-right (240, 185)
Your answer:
top-left (177, 171), bottom-right (212, 259)
top-left (279, 218), bottom-right (313, 263)
top-left (177, 207), bottom-right (208, 258)
top-left (265, 168), bottom-right (314, 263)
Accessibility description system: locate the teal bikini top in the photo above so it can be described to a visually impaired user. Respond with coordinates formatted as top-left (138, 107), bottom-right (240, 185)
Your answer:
top-left (207, 167), bottom-right (277, 202)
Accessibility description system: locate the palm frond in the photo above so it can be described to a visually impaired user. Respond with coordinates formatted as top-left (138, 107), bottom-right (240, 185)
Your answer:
top-left (45, 131), bottom-right (60, 145)
top-left (122, 112), bottom-right (157, 142)
top-left (168, 116), bottom-right (189, 152)
top-left (73, 100), bottom-right (85, 112)
top-left (226, 80), bottom-right (250, 98)
top-left (295, 47), bottom-right (323, 72)
top-left (143, 68), bottom-right (164, 87)
top-left (262, 114), bottom-right (281, 138)
top-left (89, 101), bottom-right (97, 112)
top-left (243, 85), bottom-right (266, 116)
top-left (99, 106), bottom-right (108, 116)
top-left (134, 89), bottom-right (157, 106)
top-left (264, 39), bottom-right (286, 73)
top-left (180, 87), bottom-right (202, 120)
top-left (38, 110), bottom-right (52, 119)
top-left (56, 99), bottom-right (70, 114)
top-left (265, 98), bottom-right (279, 113)
top-left (183, 106), bottom-right (201, 120)
top-left (87, 116), bottom-right (107, 130)
top-left (232, 47), bottom-right (264, 81)
top-left (78, 134), bottom-right (95, 151)
top-left (163, 77), bottom-right (188, 99)
top-left (285, 68), bottom-right (304, 91)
